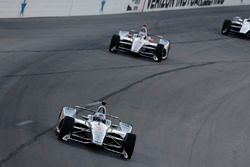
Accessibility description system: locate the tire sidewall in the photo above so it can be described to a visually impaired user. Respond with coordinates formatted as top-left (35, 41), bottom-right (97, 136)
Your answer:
top-left (109, 35), bottom-right (120, 52)
top-left (123, 133), bottom-right (136, 159)
top-left (58, 116), bottom-right (74, 140)
top-left (155, 44), bottom-right (164, 62)
top-left (221, 20), bottom-right (231, 35)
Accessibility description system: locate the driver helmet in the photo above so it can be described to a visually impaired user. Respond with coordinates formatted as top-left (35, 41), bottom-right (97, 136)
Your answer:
top-left (139, 23), bottom-right (147, 37)
top-left (94, 112), bottom-right (106, 122)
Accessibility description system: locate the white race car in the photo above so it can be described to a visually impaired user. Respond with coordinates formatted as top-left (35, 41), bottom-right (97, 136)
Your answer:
top-left (221, 16), bottom-right (250, 38)
top-left (56, 102), bottom-right (136, 159)
top-left (109, 25), bottom-right (170, 62)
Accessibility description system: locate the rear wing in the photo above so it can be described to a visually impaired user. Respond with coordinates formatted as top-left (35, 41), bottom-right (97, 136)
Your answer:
top-left (75, 101), bottom-right (106, 112)
top-left (74, 102), bottom-right (122, 122)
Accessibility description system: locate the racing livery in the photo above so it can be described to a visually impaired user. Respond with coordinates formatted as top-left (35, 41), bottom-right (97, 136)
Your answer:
top-left (109, 24), bottom-right (170, 62)
top-left (221, 16), bottom-right (250, 38)
top-left (56, 101), bottom-right (136, 159)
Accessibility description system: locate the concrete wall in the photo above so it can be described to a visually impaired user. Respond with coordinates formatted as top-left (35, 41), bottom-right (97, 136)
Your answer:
top-left (0, 0), bottom-right (249, 18)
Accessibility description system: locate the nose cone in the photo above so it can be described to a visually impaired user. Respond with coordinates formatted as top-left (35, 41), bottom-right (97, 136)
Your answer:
top-left (91, 122), bottom-right (107, 145)
top-left (131, 38), bottom-right (144, 53)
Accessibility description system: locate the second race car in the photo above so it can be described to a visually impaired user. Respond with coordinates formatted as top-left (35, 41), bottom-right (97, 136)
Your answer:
top-left (109, 24), bottom-right (171, 62)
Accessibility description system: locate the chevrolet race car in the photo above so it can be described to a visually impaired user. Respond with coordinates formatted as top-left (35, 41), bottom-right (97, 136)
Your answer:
top-left (109, 26), bottom-right (170, 62)
top-left (56, 101), bottom-right (136, 159)
top-left (221, 16), bottom-right (250, 38)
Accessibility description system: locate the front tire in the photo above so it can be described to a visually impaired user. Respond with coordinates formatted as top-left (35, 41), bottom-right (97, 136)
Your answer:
top-left (58, 116), bottom-right (74, 140)
top-left (154, 44), bottom-right (164, 62)
top-left (109, 35), bottom-right (120, 53)
top-left (221, 20), bottom-right (231, 35)
top-left (123, 133), bottom-right (136, 159)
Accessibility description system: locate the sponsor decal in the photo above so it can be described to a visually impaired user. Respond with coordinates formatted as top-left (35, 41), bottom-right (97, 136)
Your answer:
top-left (147, 0), bottom-right (225, 9)
top-left (100, 0), bottom-right (106, 13)
top-left (20, 0), bottom-right (27, 16)
top-left (127, 0), bottom-right (141, 11)
top-left (97, 125), bottom-right (102, 131)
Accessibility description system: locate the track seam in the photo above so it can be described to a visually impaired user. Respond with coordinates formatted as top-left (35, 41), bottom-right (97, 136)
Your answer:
top-left (98, 62), bottom-right (215, 101)
top-left (0, 125), bottom-right (55, 167)
top-left (0, 62), bottom-right (215, 166)
top-left (187, 80), bottom-right (250, 167)
top-left (3, 60), bottom-right (250, 78)
top-left (0, 37), bottom-right (233, 54)
top-left (1, 60), bottom-right (250, 165)
top-left (1, 64), bottom-right (165, 78)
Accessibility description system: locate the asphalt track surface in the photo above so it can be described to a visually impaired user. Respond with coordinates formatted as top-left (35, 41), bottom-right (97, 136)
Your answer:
top-left (1, 5), bottom-right (250, 167)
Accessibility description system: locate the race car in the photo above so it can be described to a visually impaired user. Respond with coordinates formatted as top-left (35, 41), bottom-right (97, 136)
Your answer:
top-left (56, 101), bottom-right (136, 159)
top-left (221, 16), bottom-right (250, 38)
top-left (109, 24), bottom-right (170, 62)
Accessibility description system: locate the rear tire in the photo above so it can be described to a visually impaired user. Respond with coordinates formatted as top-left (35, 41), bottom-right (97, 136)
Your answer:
top-left (123, 133), bottom-right (136, 159)
top-left (109, 35), bottom-right (120, 53)
top-left (154, 44), bottom-right (164, 62)
top-left (58, 116), bottom-right (74, 140)
top-left (221, 20), bottom-right (231, 35)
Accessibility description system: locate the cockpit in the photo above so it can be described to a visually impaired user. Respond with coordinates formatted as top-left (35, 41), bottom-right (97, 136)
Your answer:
top-left (139, 26), bottom-right (147, 38)
top-left (93, 105), bottom-right (107, 123)
top-left (93, 112), bottom-right (106, 123)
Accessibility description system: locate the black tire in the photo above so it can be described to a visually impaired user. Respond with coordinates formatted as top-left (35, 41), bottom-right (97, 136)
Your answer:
top-left (221, 20), bottom-right (231, 35)
top-left (123, 133), bottom-right (136, 159)
top-left (109, 35), bottom-right (120, 53)
top-left (154, 44), bottom-right (164, 62)
top-left (246, 31), bottom-right (250, 39)
top-left (58, 116), bottom-right (74, 140)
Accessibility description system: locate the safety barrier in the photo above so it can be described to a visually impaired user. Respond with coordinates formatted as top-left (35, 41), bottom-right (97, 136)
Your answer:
top-left (0, 0), bottom-right (249, 18)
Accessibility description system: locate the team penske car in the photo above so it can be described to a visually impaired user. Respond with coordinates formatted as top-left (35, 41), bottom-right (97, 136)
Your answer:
top-left (109, 24), bottom-right (170, 62)
top-left (221, 16), bottom-right (250, 38)
top-left (56, 101), bottom-right (136, 159)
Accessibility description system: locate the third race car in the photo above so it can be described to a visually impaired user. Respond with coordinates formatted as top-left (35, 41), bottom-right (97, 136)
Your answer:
top-left (221, 16), bottom-right (250, 38)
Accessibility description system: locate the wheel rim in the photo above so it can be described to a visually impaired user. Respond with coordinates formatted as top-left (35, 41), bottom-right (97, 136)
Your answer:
top-left (153, 55), bottom-right (158, 61)
top-left (123, 151), bottom-right (128, 159)
top-left (222, 27), bottom-right (228, 34)
top-left (110, 46), bottom-right (116, 51)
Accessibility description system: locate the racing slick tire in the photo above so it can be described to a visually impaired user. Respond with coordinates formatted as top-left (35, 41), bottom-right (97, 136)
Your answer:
top-left (246, 31), bottom-right (250, 39)
top-left (58, 116), bottom-right (74, 141)
top-left (154, 44), bottom-right (164, 62)
top-left (109, 35), bottom-right (120, 53)
top-left (221, 20), bottom-right (231, 35)
top-left (122, 133), bottom-right (136, 159)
